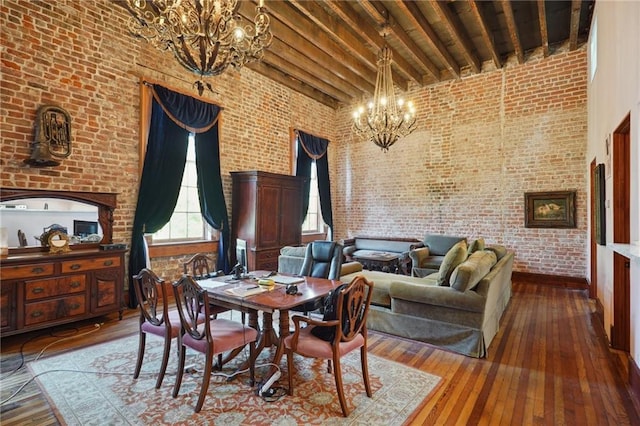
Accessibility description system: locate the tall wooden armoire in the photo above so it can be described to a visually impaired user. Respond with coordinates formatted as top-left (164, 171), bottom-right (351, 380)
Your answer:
top-left (230, 171), bottom-right (306, 272)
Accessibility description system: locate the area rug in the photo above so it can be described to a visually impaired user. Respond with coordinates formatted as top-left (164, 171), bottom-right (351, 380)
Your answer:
top-left (29, 334), bottom-right (440, 425)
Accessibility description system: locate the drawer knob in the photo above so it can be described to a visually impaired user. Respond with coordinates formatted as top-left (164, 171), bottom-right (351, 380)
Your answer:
top-left (69, 303), bottom-right (81, 310)
top-left (32, 267), bottom-right (45, 274)
top-left (70, 264), bottom-right (82, 270)
top-left (31, 287), bottom-right (44, 294)
top-left (70, 281), bottom-right (81, 288)
top-left (103, 260), bottom-right (113, 267)
top-left (31, 311), bottom-right (43, 318)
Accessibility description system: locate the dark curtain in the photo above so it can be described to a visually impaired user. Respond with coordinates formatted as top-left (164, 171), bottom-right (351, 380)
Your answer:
top-left (195, 126), bottom-right (230, 272)
top-left (295, 130), bottom-right (334, 238)
top-left (128, 84), bottom-right (224, 308)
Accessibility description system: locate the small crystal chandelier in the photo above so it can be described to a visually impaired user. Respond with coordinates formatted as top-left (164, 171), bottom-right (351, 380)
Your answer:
top-left (124, 0), bottom-right (272, 95)
top-left (352, 45), bottom-right (417, 152)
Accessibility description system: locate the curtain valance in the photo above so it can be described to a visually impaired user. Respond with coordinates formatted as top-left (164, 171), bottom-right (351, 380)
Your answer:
top-left (295, 129), bottom-right (329, 159)
top-left (151, 84), bottom-right (221, 133)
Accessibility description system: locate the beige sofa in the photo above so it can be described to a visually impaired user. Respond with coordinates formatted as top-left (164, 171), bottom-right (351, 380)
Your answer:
top-left (341, 242), bottom-right (514, 358)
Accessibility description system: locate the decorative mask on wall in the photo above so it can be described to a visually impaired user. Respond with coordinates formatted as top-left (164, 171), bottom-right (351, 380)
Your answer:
top-left (25, 105), bottom-right (72, 167)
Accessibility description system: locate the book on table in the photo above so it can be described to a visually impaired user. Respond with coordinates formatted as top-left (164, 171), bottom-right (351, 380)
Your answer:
top-left (224, 285), bottom-right (267, 297)
top-left (270, 274), bottom-right (305, 285)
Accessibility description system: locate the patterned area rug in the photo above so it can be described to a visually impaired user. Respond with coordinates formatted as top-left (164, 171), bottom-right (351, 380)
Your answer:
top-left (29, 334), bottom-right (440, 425)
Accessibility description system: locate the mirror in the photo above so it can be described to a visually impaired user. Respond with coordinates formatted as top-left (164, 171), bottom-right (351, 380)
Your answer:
top-left (1, 198), bottom-right (99, 247)
top-left (0, 188), bottom-right (116, 253)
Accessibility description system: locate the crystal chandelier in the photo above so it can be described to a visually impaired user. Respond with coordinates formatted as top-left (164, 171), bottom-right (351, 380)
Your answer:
top-left (352, 45), bottom-right (417, 152)
top-left (124, 0), bottom-right (272, 95)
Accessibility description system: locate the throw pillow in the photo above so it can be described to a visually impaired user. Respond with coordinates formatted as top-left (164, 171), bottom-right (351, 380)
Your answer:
top-left (450, 250), bottom-right (498, 292)
top-left (436, 240), bottom-right (468, 286)
top-left (485, 244), bottom-right (507, 260)
top-left (467, 237), bottom-right (485, 256)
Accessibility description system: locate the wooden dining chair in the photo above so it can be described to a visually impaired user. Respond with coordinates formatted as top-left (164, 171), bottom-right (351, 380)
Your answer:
top-left (284, 275), bottom-right (374, 417)
top-left (183, 252), bottom-right (245, 341)
top-left (182, 253), bottom-right (217, 280)
top-left (172, 274), bottom-right (258, 413)
top-left (131, 268), bottom-right (181, 389)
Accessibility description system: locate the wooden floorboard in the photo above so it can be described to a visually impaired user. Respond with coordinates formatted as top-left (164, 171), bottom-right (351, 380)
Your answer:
top-left (1, 279), bottom-right (639, 425)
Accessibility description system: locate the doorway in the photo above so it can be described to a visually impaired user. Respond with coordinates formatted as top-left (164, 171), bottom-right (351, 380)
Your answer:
top-left (611, 113), bottom-right (631, 352)
top-left (589, 159), bottom-right (598, 299)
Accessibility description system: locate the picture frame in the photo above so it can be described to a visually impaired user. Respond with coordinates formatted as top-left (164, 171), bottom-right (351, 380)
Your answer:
top-left (594, 163), bottom-right (606, 245)
top-left (524, 191), bottom-right (576, 228)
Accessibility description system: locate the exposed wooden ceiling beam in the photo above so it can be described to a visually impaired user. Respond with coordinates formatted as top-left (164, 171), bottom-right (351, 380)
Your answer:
top-left (357, 0), bottom-right (440, 84)
top-left (262, 50), bottom-right (353, 104)
top-left (297, 0), bottom-right (423, 86)
top-left (268, 38), bottom-right (363, 100)
top-left (468, 0), bottom-right (502, 69)
top-left (430, 0), bottom-right (481, 73)
top-left (394, 0), bottom-right (460, 78)
top-left (501, 0), bottom-right (525, 64)
top-left (239, 1), bottom-right (376, 94)
top-left (247, 61), bottom-right (338, 109)
top-left (537, 0), bottom-right (550, 57)
top-left (274, 0), bottom-right (408, 91)
top-left (569, 0), bottom-right (582, 50)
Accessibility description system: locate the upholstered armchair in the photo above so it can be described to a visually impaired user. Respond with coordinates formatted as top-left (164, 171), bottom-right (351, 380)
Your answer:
top-left (410, 234), bottom-right (466, 277)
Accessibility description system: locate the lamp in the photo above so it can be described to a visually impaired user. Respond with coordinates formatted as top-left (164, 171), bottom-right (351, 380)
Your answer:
top-left (352, 45), bottom-right (417, 152)
top-left (124, 0), bottom-right (272, 95)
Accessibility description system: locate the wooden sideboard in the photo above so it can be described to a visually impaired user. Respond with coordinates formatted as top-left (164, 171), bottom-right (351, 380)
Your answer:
top-left (231, 171), bottom-right (306, 272)
top-left (0, 248), bottom-right (125, 337)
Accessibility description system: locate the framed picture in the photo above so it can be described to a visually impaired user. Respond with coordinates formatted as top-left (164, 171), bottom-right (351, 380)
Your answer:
top-left (594, 163), bottom-right (606, 245)
top-left (524, 191), bottom-right (576, 228)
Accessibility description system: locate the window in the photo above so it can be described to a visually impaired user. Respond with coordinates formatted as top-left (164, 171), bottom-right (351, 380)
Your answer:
top-left (589, 15), bottom-right (597, 82)
top-left (301, 161), bottom-right (326, 234)
top-left (152, 134), bottom-right (213, 242)
top-left (293, 130), bottom-right (328, 236)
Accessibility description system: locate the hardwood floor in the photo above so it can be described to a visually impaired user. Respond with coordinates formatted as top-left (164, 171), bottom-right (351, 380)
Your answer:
top-left (1, 280), bottom-right (639, 425)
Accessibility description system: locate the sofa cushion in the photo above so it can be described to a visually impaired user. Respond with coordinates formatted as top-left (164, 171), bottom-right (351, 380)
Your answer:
top-left (436, 240), bottom-right (468, 286)
top-left (485, 244), bottom-right (507, 260)
top-left (340, 261), bottom-right (363, 276)
top-left (467, 237), bottom-right (485, 256)
top-left (450, 250), bottom-right (498, 292)
top-left (341, 268), bottom-right (428, 308)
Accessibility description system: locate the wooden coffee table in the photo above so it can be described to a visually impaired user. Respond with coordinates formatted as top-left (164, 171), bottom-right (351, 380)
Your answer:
top-left (353, 252), bottom-right (400, 273)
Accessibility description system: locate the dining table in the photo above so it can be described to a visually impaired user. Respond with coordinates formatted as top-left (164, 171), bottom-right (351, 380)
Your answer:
top-left (197, 271), bottom-right (343, 380)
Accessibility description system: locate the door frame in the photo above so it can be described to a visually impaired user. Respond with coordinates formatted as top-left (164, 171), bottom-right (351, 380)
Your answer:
top-left (589, 159), bottom-right (598, 299)
top-left (611, 113), bottom-right (631, 352)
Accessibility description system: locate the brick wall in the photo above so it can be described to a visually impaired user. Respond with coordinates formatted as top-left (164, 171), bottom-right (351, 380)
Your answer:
top-left (0, 0), bottom-right (334, 283)
top-left (1, 1), bottom-right (588, 280)
top-left (330, 48), bottom-right (588, 277)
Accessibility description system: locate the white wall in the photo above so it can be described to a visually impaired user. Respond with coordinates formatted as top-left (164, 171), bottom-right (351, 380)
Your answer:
top-left (587, 1), bottom-right (640, 370)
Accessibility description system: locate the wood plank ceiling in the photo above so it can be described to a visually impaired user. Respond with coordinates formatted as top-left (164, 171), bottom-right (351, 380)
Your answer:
top-left (240, 0), bottom-right (595, 109)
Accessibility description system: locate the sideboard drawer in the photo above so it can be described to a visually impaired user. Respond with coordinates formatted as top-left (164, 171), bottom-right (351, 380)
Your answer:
top-left (25, 275), bottom-right (86, 301)
top-left (61, 256), bottom-right (121, 273)
top-left (255, 249), bottom-right (279, 271)
top-left (1, 263), bottom-right (55, 280)
top-left (24, 295), bottom-right (86, 326)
